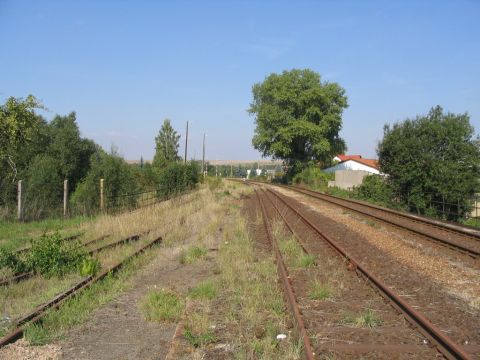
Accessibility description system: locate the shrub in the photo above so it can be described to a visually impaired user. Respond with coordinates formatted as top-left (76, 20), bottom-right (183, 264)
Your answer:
top-left (0, 248), bottom-right (29, 273)
top-left (27, 232), bottom-right (86, 278)
top-left (157, 162), bottom-right (199, 198)
top-left (292, 167), bottom-right (333, 191)
top-left (70, 150), bottom-right (138, 215)
top-left (354, 175), bottom-right (394, 207)
top-left (24, 155), bottom-right (63, 219)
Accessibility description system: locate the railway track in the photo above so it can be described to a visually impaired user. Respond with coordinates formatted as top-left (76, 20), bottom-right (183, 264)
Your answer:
top-left (0, 234), bottom-right (162, 348)
top-left (247, 180), bottom-right (480, 259)
top-left (0, 231), bottom-right (153, 287)
top-left (250, 184), bottom-right (476, 359)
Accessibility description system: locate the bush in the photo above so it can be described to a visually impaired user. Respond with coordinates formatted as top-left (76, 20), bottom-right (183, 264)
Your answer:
top-left (27, 232), bottom-right (86, 277)
top-left (24, 155), bottom-right (63, 219)
top-left (292, 167), bottom-right (333, 191)
top-left (157, 162), bottom-right (199, 198)
top-left (71, 151), bottom-right (138, 215)
top-left (354, 175), bottom-right (395, 207)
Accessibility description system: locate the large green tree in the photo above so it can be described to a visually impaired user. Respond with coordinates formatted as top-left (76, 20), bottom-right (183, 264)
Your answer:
top-left (378, 106), bottom-right (480, 219)
top-left (153, 119), bottom-right (180, 168)
top-left (0, 95), bottom-right (44, 183)
top-left (249, 69), bottom-right (348, 178)
top-left (46, 112), bottom-right (97, 189)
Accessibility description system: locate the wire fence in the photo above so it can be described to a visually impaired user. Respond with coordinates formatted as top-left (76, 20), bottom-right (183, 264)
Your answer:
top-left (0, 178), bottom-right (190, 222)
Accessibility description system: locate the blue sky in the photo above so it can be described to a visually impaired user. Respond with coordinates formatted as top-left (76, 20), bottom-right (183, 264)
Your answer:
top-left (1, 0), bottom-right (479, 161)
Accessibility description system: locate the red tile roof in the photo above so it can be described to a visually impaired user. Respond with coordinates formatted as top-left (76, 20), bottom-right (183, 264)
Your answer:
top-left (349, 158), bottom-right (379, 170)
top-left (335, 154), bottom-right (362, 161)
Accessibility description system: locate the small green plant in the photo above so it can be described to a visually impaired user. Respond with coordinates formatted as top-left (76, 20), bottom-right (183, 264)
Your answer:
top-left (298, 254), bottom-right (316, 268)
top-left (309, 281), bottom-right (331, 300)
top-left (179, 246), bottom-right (208, 264)
top-left (341, 309), bottom-right (381, 328)
top-left (24, 324), bottom-right (50, 345)
top-left (140, 289), bottom-right (183, 322)
top-left (189, 280), bottom-right (217, 300)
top-left (79, 257), bottom-right (101, 277)
top-left (0, 248), bottom-right (29, 273)
top-left (26, 232), bottom-right (86, 278)
top-left (184, 327), bottom-right (217, 347)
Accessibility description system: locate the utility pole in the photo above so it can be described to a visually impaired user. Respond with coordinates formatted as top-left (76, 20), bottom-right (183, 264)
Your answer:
top-left (184, 121), bottom-right (188, 164)
top-left (202, 133), bottom-right (206, 177)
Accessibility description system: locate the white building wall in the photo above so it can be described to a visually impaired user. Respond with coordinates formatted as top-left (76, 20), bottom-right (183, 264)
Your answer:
top-left (323, 160), bottom-right (380, 175)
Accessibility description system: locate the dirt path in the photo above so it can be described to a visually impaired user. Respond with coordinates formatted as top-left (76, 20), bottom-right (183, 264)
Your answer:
top-left (58, 244), bottom-right (215, 360)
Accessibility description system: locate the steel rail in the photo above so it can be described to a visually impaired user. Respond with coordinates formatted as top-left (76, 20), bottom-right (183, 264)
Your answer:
top-left (254, 189), bottom-right (316, 360)
top-left (0, 235), bottom-right (162, 348)
top-left (290, 185), bottom-right (480, 239)
top-left (265, 187), bottom-right (472, 360)
top-left (0, 233), bottom-right (129, 287)
top-left (269, 183), bottom-right (480, 258)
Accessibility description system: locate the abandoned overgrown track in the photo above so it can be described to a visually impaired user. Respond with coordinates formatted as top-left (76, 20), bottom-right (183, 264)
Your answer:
top-left (0, 232), bottom-right (139, 287)
top-left (0, 234), bottom-right (162, 348)
top-left (245, 179), bottom-right (476, 359)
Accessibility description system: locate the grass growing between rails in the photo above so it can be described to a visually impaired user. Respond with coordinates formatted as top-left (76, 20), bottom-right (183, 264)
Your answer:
top-left (340, 309), bottom-right (382, 328)
top-left (23, 249), bottom-right (159, 345)
top-left (273, 224), bottom-right (316, 269)
top-left (175, 180), bottom-right (301, 359)
top-left (2, 189), bottom-right (207, 345)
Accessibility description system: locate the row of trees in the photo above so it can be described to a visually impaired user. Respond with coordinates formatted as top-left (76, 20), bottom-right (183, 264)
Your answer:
top-left (250, 69), bottom-right (480, 220)
top-left (0, 97), bottom-right (198, 220)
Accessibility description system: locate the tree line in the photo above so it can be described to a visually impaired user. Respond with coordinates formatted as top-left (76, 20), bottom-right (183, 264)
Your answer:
top-left (0, 96), bottom-right (198, 220)
top-left (250, 69), bottom-right (480, 220)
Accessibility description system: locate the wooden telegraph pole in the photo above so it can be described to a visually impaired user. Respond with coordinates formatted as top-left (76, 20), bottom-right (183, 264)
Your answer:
top-left (17, 180), bottom-right (22, 221)
top-left (100, 178), bottom-right (104, 211)
top-left (184, 121), bottom-right (188, 164)
top-left (63, 179), bottom-right (68, 217)
top-left (202, 133), bottom-right (206, 177)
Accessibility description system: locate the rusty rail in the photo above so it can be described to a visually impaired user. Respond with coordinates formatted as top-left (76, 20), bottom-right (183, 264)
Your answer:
top-left (0, 235), bottom-right (162, 348)
top-left (0, 232), bottom-right (147, 287)
top-left (265, 187), bottom-right (472, 360)
top-left (254, 189), bottom-right (316, 360)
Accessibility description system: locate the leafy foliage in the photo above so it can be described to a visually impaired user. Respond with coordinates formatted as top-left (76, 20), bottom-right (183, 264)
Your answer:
top-left (27, 232), bottom-right (86, 277)
top-left (70, 150), bottom-right (138, 215)
top-left (153, 119), bottom-right (181, 168)
top-left (249, 69), bottom-right (348, 178)
top-left (378, 106), bottom-right (480, 219)
top-left (292, 167), bottom-right (333, 191)
top-left (24, 155), bottom-right (63, 219)
top-left (79, 257), bottom-right (101, 277)
top-left (157, 162), bottom-right (199, 198)
top-left (0, 232), bottom-right (86, 277)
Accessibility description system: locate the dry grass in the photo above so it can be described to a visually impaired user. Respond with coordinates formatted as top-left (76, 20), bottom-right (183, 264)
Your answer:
top-left (203, 181), bottom-right (301, 359)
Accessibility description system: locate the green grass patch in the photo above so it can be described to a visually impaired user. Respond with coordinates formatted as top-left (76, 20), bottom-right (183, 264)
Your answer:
top-left (0, 216), bottom-right (90, 251)
top-left (308, 281), bottom-right (332, 300)
top-left (462, 217), bottom-right (480, 228)
top-left (188, 280), bottom-right (217, 300)
top-left (298, 254), bottom-right (316, 268)
top-left (184, 327), bottom-right (217, 347)
top-left (341, 309), bottom-right (381, 328)
top-left (140, 289), bottom-right (184, 322)
top-left (179, 245), bottom-right (208, 264)
top-left (22, 249), bottom-right (156, 345)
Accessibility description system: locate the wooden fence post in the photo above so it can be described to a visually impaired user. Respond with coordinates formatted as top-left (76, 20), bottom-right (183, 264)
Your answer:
top-left (17, 180), bottom-right (22, 221)
top-left (100, 178), bottom-right (104, 211)
top-left (63, 179), bottom-right (68, 217)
